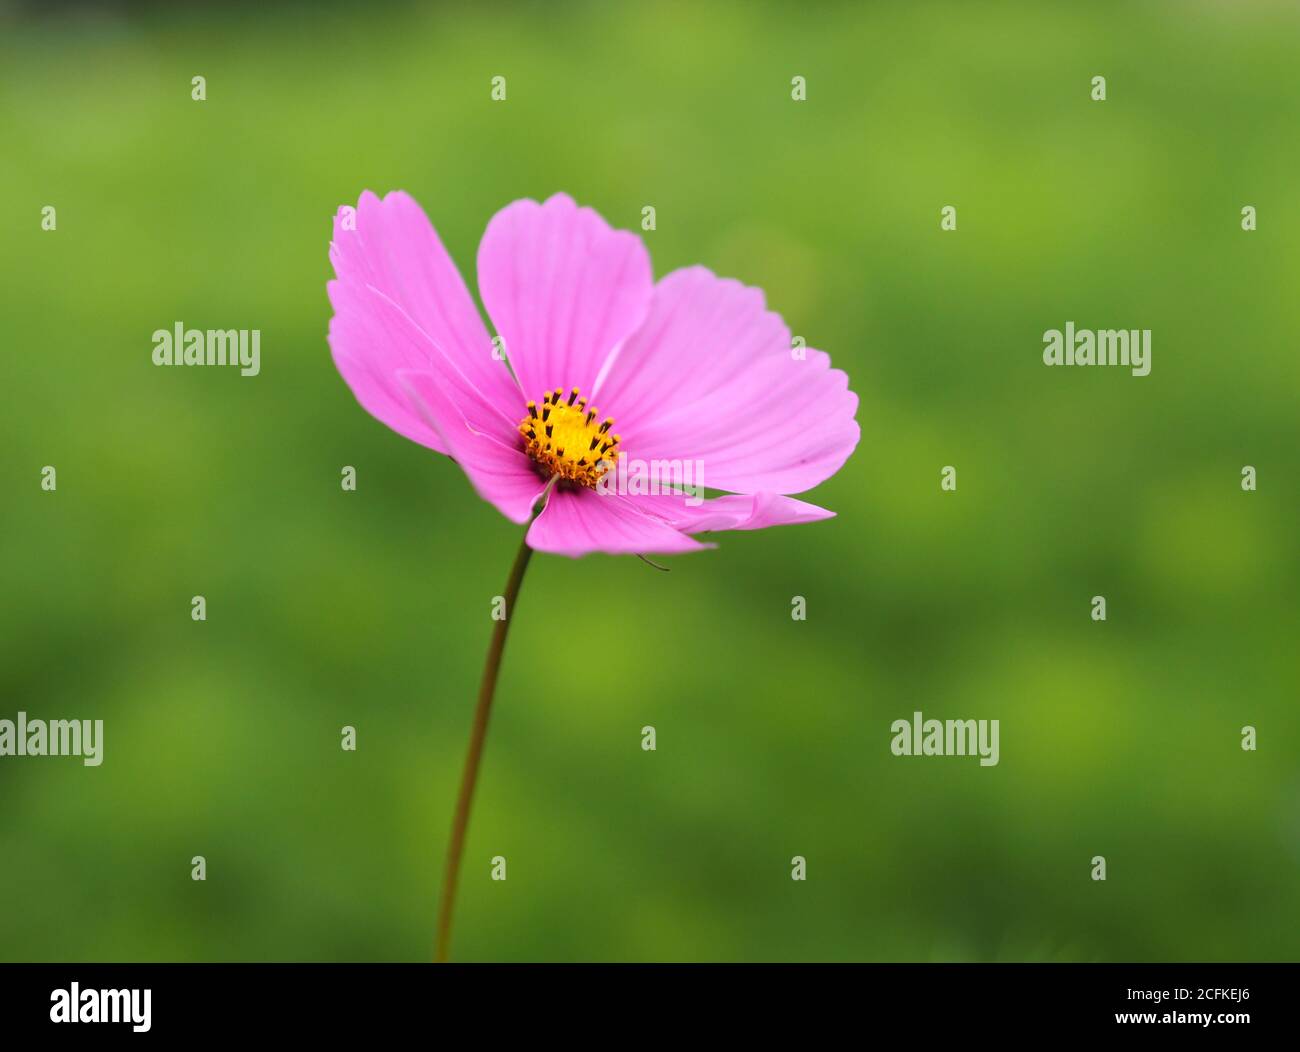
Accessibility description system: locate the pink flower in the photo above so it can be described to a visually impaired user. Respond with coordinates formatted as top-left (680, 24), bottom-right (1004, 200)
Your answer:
top-left (327, 192), bottom-right (859, 556)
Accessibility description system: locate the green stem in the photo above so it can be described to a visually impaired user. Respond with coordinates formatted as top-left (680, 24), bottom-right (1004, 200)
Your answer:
top-left (434, 525), bottom-right (534, 962)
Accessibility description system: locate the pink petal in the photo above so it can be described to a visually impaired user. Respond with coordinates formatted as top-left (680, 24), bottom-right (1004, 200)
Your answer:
top-left (623, 491), bottom-right (835, 533)
top-left (329, 191), bottom-right (523, 443)
top-left (329, 280), bottom-right (515, 442)
top-left (329, 300), bottom-right (446, 454)
top-left (477, 193), bottom-right (653, 405)
top-left (399, 370), bottom-right (548, 524)
top-left (594, 266), bottom-right (860, 494)
top-left (330, 269), bottom-right (543, 524)
top-left (526, 488), bottom-right (712, 558)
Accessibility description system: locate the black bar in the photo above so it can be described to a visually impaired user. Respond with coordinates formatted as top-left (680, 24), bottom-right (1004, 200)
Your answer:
top-left (0, 963), bottom-right (1286, 1038)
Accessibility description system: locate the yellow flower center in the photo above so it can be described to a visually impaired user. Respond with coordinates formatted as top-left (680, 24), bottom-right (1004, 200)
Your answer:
top-left (517, 387), bottom-right (622, 488)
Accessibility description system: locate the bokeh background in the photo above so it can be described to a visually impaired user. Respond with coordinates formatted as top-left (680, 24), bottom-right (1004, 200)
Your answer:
top-left (2, 0), bottom-right (1297, 962)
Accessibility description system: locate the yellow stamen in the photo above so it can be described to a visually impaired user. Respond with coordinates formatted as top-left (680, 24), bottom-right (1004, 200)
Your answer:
top-left (517, 388), bottom-right (621, 487)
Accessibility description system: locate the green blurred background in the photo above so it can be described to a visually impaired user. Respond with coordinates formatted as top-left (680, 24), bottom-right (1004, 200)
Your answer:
top-left (2, 0), bottom-right (1297, 962)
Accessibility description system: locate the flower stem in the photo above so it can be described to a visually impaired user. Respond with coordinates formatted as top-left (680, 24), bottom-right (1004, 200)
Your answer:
top-left (434, 525), bottom-right (534, 962)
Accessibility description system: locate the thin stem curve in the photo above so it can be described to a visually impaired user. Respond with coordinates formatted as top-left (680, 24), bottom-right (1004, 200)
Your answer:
top-left (434, 525), bottom-right (534, 962)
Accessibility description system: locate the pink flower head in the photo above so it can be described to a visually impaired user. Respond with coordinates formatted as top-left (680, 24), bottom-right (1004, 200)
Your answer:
top-left (327, 192), bottom-right (859, 556)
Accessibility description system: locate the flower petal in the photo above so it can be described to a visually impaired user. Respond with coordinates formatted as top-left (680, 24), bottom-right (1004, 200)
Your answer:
top-left (526, 488), bottom-right (711, 558)
top-left (329, 279), bottom-right (516, 441)
top-left (398, 369), bottom-right (547, 524)
top-left (329, 190), bottom-right (523, 440)
top-left (595, 266), bottom-right (860, 494)
top-left (329, 294), bottom-right (447, 454)
top-left (477, 193), bottom-right (653, 403)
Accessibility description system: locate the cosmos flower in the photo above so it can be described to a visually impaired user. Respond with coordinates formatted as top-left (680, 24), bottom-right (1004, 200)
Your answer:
top-left (328, 190), bottom-right (860, 959)
top-left (327, 191), bottom-right (859, 556)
